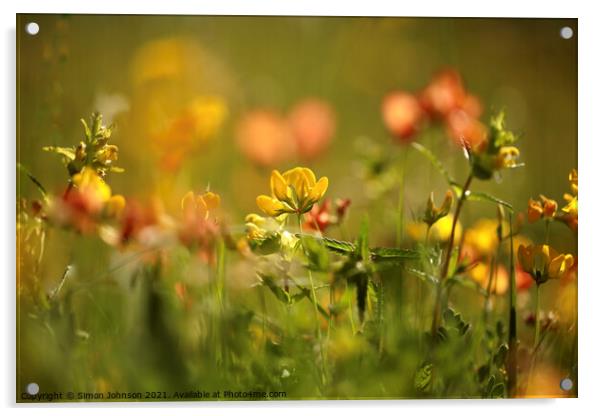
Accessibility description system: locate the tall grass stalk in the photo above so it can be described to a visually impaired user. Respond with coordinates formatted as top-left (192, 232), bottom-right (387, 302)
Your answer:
top-left (507, 212), bottom-right (517, 397)
top-left (431, 173), bottom-right (473, 337)
top-left (297, 215), bottom-right (327, 388)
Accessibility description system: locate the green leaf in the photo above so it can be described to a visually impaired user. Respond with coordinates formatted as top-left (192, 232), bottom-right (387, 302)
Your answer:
top-left (465, 191), bottom-right (514, 211)
top-left (412, 142), bottom-right (460, 188)
top-left (405, 268), bottom-right (438, 286)
top-left (414, 363), bottom-right (433, 391)
top-left (371, 247), bottom-right (420, 262)
top-left (301, 236), bottom-right (330, 272)
top-left (42, 146), bottom-right (76, 161)
top-left (257, 273), bottom-right (290, 304)
top-left (490, 382), bottom-right (505, 398)
top-left (357, 216), bottom-right (370, 262)
top-left (249, 233), bottom-right (281, 255)
top-left (17, 163), bottom-right (47, 199)
top-left (494, 343), bottom-right (509, 368)
top-left (301, 236), bottom-right (355, 255)
top-left (80, 118), bottom-right (92, 141)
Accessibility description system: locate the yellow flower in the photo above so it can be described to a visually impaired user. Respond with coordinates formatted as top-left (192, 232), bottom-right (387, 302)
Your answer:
top-left (181, 190), bottom-right (221, 219)
top-left (423, 190), bottom-right (453, 227)
top-left (495, 146), bottom-right (520, 169)
top-left (464, 218), bottom-right (504, 256)
top-left (256, 167), bottom-right (328, 217)
top-left (407, 214), bottom-right (462, 243)
top-left (72, 167), bottom-right (112, 202)
top-left (517, 244), bottom-right (574, 285)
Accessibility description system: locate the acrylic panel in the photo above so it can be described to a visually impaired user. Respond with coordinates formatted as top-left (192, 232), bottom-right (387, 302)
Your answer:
top-left (16, 14), bottom-right (578, 402)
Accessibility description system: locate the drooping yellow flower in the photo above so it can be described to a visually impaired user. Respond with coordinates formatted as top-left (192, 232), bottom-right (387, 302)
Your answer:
top-left (181, 190), bottom-right (221, 220)
top-left (256, 167), bottom-right (328, 217)
top-left (517, 244), bottom-right (574, 285)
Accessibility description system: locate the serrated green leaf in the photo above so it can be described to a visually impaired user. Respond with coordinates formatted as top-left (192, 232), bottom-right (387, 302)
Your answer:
top-left (371, 247), bottom-right (420, 262)
top-left (414, 363), bottom-right (433, 391)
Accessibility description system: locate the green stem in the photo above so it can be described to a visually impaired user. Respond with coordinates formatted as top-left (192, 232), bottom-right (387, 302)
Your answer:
top-left (534, 284), bottom-right (541, 349)
top-left (396, 148), bottom-right (409, 248)
top-left (430, 173), bottom-right (473, 337)
top-left (297, 214), bottom-right (327, 387)
top-left (507, 212), bottom-right (518, 397)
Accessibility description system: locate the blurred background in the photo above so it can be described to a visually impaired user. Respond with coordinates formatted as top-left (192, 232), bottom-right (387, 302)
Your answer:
top-left (16, 14), bottom-right (577, 399)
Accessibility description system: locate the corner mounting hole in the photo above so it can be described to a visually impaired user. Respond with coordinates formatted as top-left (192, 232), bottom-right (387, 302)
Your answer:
top-left (560, 26), bottom-right (573, 39)
top-left (26, 382), bottom-right (39, 395)
top-left (560, 377), bottom-right (573, 391)
top-left (25, 22), bottom-right (39, 36)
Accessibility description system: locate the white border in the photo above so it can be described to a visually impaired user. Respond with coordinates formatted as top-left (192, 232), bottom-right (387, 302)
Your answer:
top-left (3, 1), bottom-right (601, 415)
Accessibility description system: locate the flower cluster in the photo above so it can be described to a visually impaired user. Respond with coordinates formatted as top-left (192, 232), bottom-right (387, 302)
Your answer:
top-left (43, 112), bottom-right (123, 178)
top-left (381, 69), bottom-right (484, 146)
top-left (526, 169), bottom-right (578, 232)
top-left (256, 167), bottom-right (329, 217)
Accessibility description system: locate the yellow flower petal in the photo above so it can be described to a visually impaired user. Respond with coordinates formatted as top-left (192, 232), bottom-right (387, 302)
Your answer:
top-left (270, 170), bottom-right (290, 202)
top-left (283, 167), bottom-right (311, 200)
top-left (256, 195), bottom-right (287, 217)
top-left (549, 254), bottom-right (574, 279)
top-left (308, 176), bottom-right (329, 204)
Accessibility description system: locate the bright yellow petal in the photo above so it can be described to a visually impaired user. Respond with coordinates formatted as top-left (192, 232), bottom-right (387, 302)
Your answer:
top-left (308, 176), bottom-right (329, 203)
top-left (301, 167), bottom-right (317, 187)
top-left (256, 195), bottom-right (287, 217)
top-left (283, 167), bottom-right (311, 200)
top-left (549, 254), bottom-right (574, 278)
top-left (270, 170), bottom-right (290, 202)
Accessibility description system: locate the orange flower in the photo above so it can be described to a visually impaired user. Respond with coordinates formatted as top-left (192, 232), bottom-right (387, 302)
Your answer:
top-left (288, 98), bottom-right (336, 159)
top-left (445, 109), bottom-right (488, 149)
top-left (527, 195), bottom-right (558, 223)
top-left (381, 91), bottom-right (424, 142)
top-left (419, 69), bottom-right (467, 119)
top-left (236, 109), bottom-right (296, 167)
